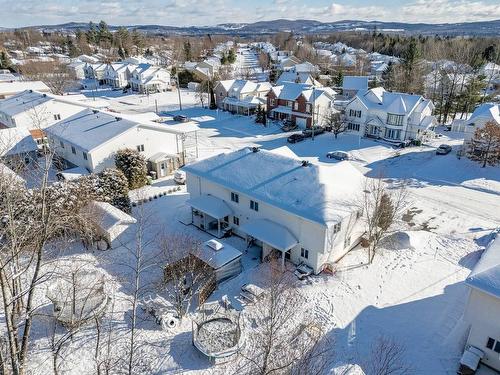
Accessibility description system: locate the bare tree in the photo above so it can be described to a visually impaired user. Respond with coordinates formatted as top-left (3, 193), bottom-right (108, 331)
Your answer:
top-left (236, 262), bottom-right (334, 375)
top-left (360, 177), bottom-right (409, 264)
top-left (19, 60), bottom-right (76, 95)
top-left (0, 114), bottom-right (96, 375)
top-left (159, 233), bottom-right (212, 319)
top-left (366, 336), bottom-right (412, 375)
top-left (467, 120), bottom-right (500, 167)
top-left (324, 110), bottom-right (346, 139)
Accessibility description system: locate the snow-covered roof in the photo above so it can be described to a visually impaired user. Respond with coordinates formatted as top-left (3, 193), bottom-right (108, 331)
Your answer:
top-left (276, 82), bottom-right (313, 101)
top-left (0, 127), bottom-right (37, 156)
top-left (0, 162), bottom-right (25, 184)
top-left (342, 76), bottom-right (369, 91)
top-left (187, 194), bottom-right (233, 219)
top-left (192, 239), bottom-right (242, 270)
top-left (57, 166), bottom-right (89, 181)
top-left (0, 81), bottom-right (50, 96)
top-left (0, 72), bottom-right (20, 82)
top-left (45, 109), bottom-right (140, 152)
top-left (85, 201), bottom-right (137, 233)
top-left (466, 231), bottom-right (500, 299)
top-left (240, 219), bottom-right (298, 251)
top-left (0, 90), bottom-right (52, 116)
top-left (352, 87), bottom-right (434, 116)
top-left (467, 103), bottom-right (500, 125)
top-left (276, 72), bottom-right (317, 85)
top-left (183, 148), bottom-right (364, 226)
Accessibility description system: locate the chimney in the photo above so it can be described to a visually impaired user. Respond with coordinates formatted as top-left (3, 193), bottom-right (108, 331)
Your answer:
top-left (301, 160), bottom-right (309, 167)
top-left (252, 146), bottom-right (259, 153)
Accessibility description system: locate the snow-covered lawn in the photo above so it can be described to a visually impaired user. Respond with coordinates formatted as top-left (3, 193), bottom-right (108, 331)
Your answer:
top-left (18, 106), bottom-right (500, 374)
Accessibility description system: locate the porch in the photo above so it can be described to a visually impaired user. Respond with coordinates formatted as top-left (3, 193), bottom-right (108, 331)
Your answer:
top-left (240, 219), bottom-right (299, 270)
top-left (187, 195), bottom-right (233, 238)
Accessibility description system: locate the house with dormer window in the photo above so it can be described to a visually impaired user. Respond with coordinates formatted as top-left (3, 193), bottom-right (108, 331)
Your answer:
top-left (343, 87), bottom-right (436, 143)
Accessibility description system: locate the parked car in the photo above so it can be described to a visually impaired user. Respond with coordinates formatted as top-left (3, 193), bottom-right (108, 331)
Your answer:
top-left (294, 263), bottom-right (314, 280)
top-left (174, 170), bottom-right (186, 184)
top-left (240, 283), bottom-right (265, 303)
top-left (173, 115), bottom-right (189, 122)
top-left (326, 150), bottom-right (350, 160)
top-left (396, 140), bottom-right (412, 148)
top-left (281, 120), bottom-right (298, 132)
top-left (436, 144), bottom-right (452, 155)
top-left (287, 134), bottom-right (304, 143)
top-left (302, 126), bottom-right (325, 138)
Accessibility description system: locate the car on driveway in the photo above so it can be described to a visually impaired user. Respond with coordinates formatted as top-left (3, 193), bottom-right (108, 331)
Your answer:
top-left (287, 134), bottom-right (304, 143)
top-left (294, 263), bottom-right (314, 280)
top-left (326, 150), bottom-right (350, 160)
top-left (173, 115), bottom-right (189, 122)
top-left (240, 283), bottom-right (265, 303)
top-left (302, 126), bottom-right (325, 138)
top-left (436, 144), bottom-right (452, 155)
top-left (174, 170), bottom-right (186, 184)
top-left (281, 120), bottom-right (298, 132)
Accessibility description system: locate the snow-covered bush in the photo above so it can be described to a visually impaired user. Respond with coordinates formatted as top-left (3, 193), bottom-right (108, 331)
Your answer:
top-left (115, 149), bottom-right (148, 189)
top-left (95, 168), bottom-right (131, 213)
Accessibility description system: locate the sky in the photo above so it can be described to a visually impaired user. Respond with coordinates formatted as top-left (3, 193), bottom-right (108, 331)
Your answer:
top-left (0, 0), bottom-right (499, 28)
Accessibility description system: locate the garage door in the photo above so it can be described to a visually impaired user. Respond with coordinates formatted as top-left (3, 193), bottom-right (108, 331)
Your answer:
top-left (296, 117), bottom-right (307, 129)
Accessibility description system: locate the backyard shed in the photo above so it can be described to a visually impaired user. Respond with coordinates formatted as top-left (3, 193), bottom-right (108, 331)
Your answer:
top-left (191, 239), bottom-right (243, 283)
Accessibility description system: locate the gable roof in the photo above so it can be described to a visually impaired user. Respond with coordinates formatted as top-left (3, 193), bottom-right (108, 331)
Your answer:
top-left (0, 90), bottom-right (52, 116)
top-left (467, 103), bottom-right (500, 125)
top-left (342, 76), bottom-right (369, 91)
top-left (0, 127), bottom-right (38, 156)
top-left (0, 81), bottom-right (50, 96)
top-left (466, 230), bottom-right (500, 299)
top-left (276, 72), bottom-right (316, 85)
top-left (183, 147), bottom-right (364, 226)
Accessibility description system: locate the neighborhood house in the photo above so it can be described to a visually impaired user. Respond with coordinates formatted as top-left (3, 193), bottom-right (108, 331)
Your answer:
top-left (183, 147), bottom-right (366, 274)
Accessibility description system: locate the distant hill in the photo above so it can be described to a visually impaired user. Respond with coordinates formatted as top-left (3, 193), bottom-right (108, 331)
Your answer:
top-left (5, 19), bottom-right (500, 37)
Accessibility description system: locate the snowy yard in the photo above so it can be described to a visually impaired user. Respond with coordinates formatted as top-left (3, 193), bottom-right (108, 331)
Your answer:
top-left (16, 106), bottom-right (500, 374)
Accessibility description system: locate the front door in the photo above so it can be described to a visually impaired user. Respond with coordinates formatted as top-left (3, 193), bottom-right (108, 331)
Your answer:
top-left (284, 249), bottom-right (291, 260)
top-left (160, 162), bottom-right (166, 177)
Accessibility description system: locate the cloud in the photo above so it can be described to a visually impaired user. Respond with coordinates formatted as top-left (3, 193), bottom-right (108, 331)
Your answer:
top-left (0, 0), bottom-right (498, 28)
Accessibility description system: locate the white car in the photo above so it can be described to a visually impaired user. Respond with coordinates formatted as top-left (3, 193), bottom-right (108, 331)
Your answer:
top-left (294, 263), bottom-right (313, 280)
top-left (326, 151), bottom-right (350, 160)
top-left (174, 170), bottom-right (186, 184)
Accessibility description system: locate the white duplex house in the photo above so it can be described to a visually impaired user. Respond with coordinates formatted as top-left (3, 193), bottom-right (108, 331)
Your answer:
top-left (343, 87), bottom-right (436, 143)
top-left (45, 109), bottom-right (186, 173)
top-left (183, 147), bottom-right (366, 274)
top-left (129, 64), bottom-right (171, 94)
top-left (463, 230), bottom-right (500, 372)
top-left (214, 79), bottom-right (271, 115)
top-left (103, 63), bottom-right (137, 89)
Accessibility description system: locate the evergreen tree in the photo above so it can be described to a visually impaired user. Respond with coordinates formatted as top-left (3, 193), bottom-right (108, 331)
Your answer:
top-left (209, 86), bottom-right (217, 110)
top-left (97, 20), bottom-right (112, 46)
top-left (118, 46), bottom-right (126, 60)
top-left (255, 105), bottom-right (263, 124)
top-left (0, 51), bottom-right (12, 70)
top-left (115, 149), bottom-right (148, 189)
top-left (131, 29), bottom-right (144, 54)
top-left (95, 168), bottom-right (132, 212)
top-left (227, 48), bottom-right (237, 64)
top-left (183, 41), bottom-right (192, 61)
top-left (334, 70), bottom-right (343, 87)
top-left (86, 21), bottom-right (97, 45)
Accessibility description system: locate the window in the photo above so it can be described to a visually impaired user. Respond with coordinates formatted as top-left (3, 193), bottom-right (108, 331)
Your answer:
top-left (250, 200), bottom-right (259, 211)
top-left (53, 114), bottom-right (61, 120)
top-left (300, 248), bottom-right (309, 259)
top-left (287, 100), bottom-right (293, 108)
top-left (386, 113), bottom-right (404, 126)
top-left (486, 337), bottom-right (495, 350)
top-left (231, 192), bottom-right (239, 203)
top-left (83, 152), bottom-right (88, 160)
top-left (60, 140), bottom-right (64, 148)
top-left (333, 222), bottom-right (341, 234)
top-left (306, 104), bottom-right (311, 113)
top-left (348, 109), bottom-right (361, 118)
top-left (495, 341), bottom-right (500, 354)
top-left (137, 144), bottom-right (145, 152)
top-left (71, 146), bottom-right (76, 155)
top-left (384, 128), bottom-right (401, 140)
top-left (293, 102), bottom-right (299, 110)
top-left (270, 98), bottom-right (275, 106)
top-left (233, 216), bottom-right (239, 226)
top-left (347, 123), bottom-right (360, 131)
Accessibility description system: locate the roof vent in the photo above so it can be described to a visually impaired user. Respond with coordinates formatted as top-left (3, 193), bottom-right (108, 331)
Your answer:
top-left (42, 94), bottom-right (47, 97)
top-left (206, 239), bottom-right (224, 251)
top-left (252, 146), bottom-right (259, 153)
top-left (29, 89), bottom-right (33, 93)
top-left (92, 109), bottom-right (99, 114)
top-left (115, 117), bottom-right (121, 121)
top-left (301, 160), bottom-right (309, 167)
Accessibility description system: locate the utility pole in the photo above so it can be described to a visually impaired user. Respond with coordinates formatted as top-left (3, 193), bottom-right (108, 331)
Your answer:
top-left (175, 66), bottom-right (183, 111)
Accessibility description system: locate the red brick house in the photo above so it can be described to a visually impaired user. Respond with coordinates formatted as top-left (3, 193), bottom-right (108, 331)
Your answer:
top-left (266, 82), bottom-right (336, 129)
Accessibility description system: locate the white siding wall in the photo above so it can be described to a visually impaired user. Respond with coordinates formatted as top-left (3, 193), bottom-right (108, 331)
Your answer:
top-left (186, 173), bottom-right (363, 273)
top-left (464, 289), bottom-right (500, 371)
top-left (1, 101), bottom-right (85, 129)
